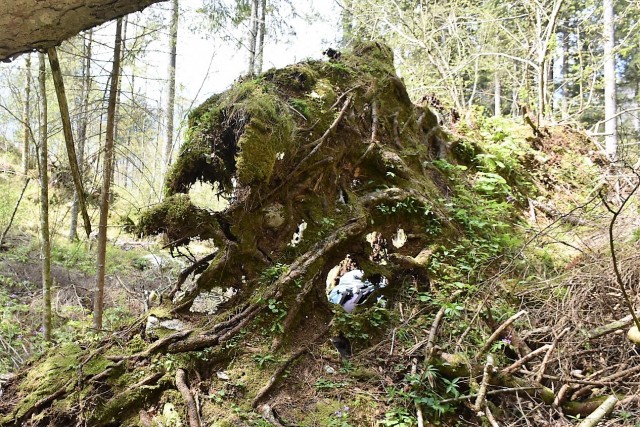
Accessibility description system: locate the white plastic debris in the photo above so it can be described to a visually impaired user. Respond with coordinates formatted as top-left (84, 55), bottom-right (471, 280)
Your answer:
top-left (290, 220), bottom-right (307, 247)
top-left (392, 228), bottom-right (407, 248)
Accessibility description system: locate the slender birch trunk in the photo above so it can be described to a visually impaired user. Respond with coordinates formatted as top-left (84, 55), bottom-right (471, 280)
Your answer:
top-left (37, 52), bottom-right (52, 342)
top-left (603, 0), bottom-right (618, 161)
top-left (94, 18), bottom-right (123, 331)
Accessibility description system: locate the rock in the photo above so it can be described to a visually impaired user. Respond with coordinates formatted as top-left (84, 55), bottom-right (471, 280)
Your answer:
top-left (628, 326), bottom-right (640, 344)
top-left (263, 202), bottom-right (285, 229)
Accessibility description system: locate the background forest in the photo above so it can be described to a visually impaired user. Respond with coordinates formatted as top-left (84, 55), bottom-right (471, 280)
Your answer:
top-left (2, 0), bottom-right (640, 426)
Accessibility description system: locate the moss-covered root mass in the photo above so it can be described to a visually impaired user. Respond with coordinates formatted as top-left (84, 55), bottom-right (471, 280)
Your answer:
top-left (0, 41), bottom-right (605, 427)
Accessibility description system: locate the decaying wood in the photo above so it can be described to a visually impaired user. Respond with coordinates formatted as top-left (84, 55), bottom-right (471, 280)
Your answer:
top-left (576, 395), bottom-right (618, 427)
top-left (176, 369), bottom-right (200, 427)
top-left (531, 200), bottom-right (588, 226)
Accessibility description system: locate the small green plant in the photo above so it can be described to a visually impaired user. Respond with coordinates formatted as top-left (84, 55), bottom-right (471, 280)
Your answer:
top-left (314, 378), bottom-right (347, 391)
top-left (260, 263), bottom-right (288, 284)
top-left (253, 353), bottom-right (276, 369)
top-left (379, 408), bottom-right (416, 427)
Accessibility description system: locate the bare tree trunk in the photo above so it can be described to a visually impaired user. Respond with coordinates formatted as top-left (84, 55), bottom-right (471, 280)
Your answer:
top-left (247, 0), bottom-right (259, 74)
top-left (163, 0), bottom-right (179, 183)
top-left (47, 46), bottom-right (92, 239)
top-left (340, 0), bottom-right (353, 46)
top-left (603, 0), bottom-right (618, 161)
top-left (37, 52), bottom-right (52, 342)
top-left (70, 30), bottom-right (93, 242)
top-left (494, 69), bottom-right (501, 117)
top-left (94, 18), bottom-right (123, 331)
top-left (255, 0), bottom-right (266, 74)
top-left (22, 54), bottom-right (31, 178)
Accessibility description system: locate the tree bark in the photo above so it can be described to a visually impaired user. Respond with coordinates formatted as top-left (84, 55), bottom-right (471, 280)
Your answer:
top-left (247, 0), bottom-right (259, 74)
top-left (70, 30), bottom-right (92, 242)
top-left (0, 0), bottom-right (164, 62)
top-left (94, 18), bottom-right (123, 331)
top-left (22, 54), bottom-right (31, 178)
top-left (37, 52), bottom-right (52, 342)
top-left (255, 0), bottom-right (266, 74)
top-left (494, 68), bottom-right (501, 117)
top-left (163, 0), bottom-right (178, 182)
top-left (47, 46), bottom-right (92, 239)
top-left (603, 0), bottom-right (618, 161)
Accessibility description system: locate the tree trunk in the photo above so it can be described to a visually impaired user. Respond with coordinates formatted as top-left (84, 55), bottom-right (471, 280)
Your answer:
top-left (494, 69), bottom-right (501, 117)
top-left (37, 52), bottom-right (52, 342)
top-left (163, 0), bottom-right (178, 183)
top-left (603, 0), bottom-right (618, 161)
top-left (247, 0), bottom-right (259, 74)
top-left (0, 0), bottom-right (163, 62)
top-left (47, 46), bottom-right (92, 239)
top-left (255, 0), bottom-right (266, 74)
top-left (21, 53), bottom-right (31, 178)
top-left (94, 18), bottom-right (123, 331)
top-left (70, 30), bottom-right (92, 242)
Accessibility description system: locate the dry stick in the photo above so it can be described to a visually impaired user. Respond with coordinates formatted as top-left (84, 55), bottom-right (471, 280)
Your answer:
top-left (0, 177), bottom-right (29, 248)
top-left (600, 175), bottom-right (640, 330)
top-left (176, 368), bottom-right (201, 427)
top-left (439, 387), bottom-right (540, 404)
top-left (474, 354), bottom-right (495, 414)
top-left (571, 362), bottom-right (640, 400)
top-left (479, 310), bottom-right (526, 356)
top-left (425, 290), bottom-right (463, 359)
top-left (411, 358), bottom-right (424, 427)
top-left (576, 395), bottom-right (619, 427)
top-left (535, 327), bottom-right (570, 383)
top-left (553, 383), bottom-right (571, 410)
top-left (503, 344), bottom-right (551, 374)
top-left (484, 405), bottom-right (500, 427)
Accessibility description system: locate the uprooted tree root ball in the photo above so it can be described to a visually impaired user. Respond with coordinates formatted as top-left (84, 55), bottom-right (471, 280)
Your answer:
top-left (2, 41), bottom-right (639, 426)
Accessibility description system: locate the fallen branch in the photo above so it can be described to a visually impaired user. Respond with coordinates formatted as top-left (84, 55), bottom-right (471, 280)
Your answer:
top-left (576, 395), bottom-right (618, 427)
top-left (503, 344), bottom-right (551, 374)
top-left (176, 368), bottom-right (200, 427)
top-left (474, 354), bottom-right (494, 415)
top-left (479, 310), bottom-right (526, 356)
top-left (535, 327), bottom-right (570, 383)
top-left (439, 386), bottom-right (540, 404)
top-left (587, 311), bottom-right (640, 339)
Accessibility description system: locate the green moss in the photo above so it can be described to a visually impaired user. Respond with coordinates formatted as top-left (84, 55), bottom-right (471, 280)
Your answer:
top-left (13, 343), bottom-right (83, 420)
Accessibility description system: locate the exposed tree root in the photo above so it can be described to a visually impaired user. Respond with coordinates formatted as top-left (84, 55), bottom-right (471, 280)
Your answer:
top-left (176, 369), bottom-right (200, 427)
